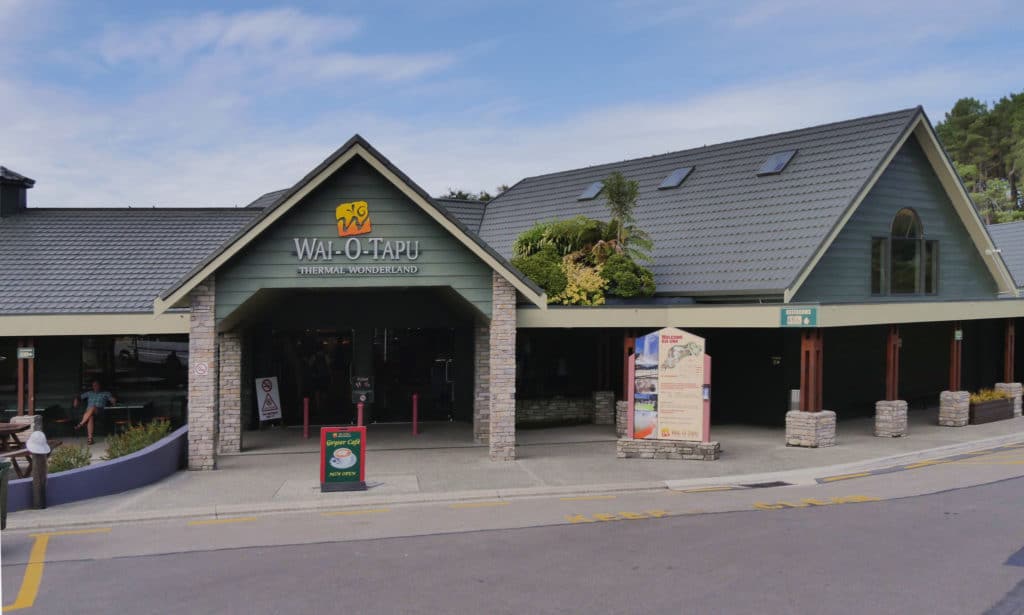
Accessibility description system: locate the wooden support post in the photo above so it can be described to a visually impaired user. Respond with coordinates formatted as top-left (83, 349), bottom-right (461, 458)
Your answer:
top-left (622, 331), bottom-right (635, 399)
top-left (1005, 319), bottom-right (1016, 384)
top-left (31, 452), bottom-right (47, 509)
top-left (16, 337), bottom-right (24, 416)
top-left (885, 325), bottom-right (901, 401)
top-left (27, 338), bottom-right (35, 415)
top-left (949, 322), bottom-right (963, 392)
top-left (799, 329), bottom-right (824, 412)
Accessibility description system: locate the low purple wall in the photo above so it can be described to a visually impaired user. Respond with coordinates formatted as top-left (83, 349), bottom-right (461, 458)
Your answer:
top-left (7, 425), bottom-right (188, 513)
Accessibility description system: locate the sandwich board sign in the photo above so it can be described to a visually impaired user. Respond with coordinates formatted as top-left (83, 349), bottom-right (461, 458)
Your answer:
top-left (255, 377), bottom-right (283, 422)
top-left (320, 426), bottom-right (367, 492)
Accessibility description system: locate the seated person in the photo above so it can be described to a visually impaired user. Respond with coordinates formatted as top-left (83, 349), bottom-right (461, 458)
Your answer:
top-left (73, 380), bottom-right (117, 445)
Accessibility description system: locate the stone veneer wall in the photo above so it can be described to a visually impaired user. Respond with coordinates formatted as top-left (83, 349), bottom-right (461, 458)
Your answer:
top-left (939, 391), bottom-right (969, 427)
top-left (616, 438), bottom-right (720, 460)
top-left (995, 383), bottom-right (1023, 417)
top-left (593, 391), bottom-right (615, 426)
top-left (218, 331), bottom-right (242, 454)
top-left (615, 401), bottom-right (628, 437)
top-left (488, 273), bottom-right (516, 461)
top-left (516, 397), bottom-right (595, 425)
top-left (473, 325), bottom-right (490, 444)
top-left (874, 400), bottom-right (908, 437)
top-left (188, 276), bottom-right (218, 470)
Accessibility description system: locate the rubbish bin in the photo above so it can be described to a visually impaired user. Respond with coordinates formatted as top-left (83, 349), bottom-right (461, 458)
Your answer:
top-left (0, 459), bottom-right (11, 530)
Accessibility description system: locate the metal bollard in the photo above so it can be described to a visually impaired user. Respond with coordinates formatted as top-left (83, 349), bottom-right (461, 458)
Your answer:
top-left (303, 397), bottom-right (310, 439)
top-left (357, 402), bottom-right (364, 427)
top-left (412, 393), bottom-right (419, 436)
top-left (26, 431), bottom-right (50, 510)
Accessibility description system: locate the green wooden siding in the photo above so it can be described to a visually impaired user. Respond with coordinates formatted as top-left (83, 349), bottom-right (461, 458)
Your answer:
top-left (215, 157), bottom-right (494, 322)
top-left (794, 135), bottom-right (998, 303)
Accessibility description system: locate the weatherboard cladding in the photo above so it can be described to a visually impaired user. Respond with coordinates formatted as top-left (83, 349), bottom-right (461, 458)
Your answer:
top-left (990, 220), bottom-right (1024, 288)
top-left (0, 208), bottom-right (259, 314)
top-left (478, 108), bottom-right (920, 295)
top-left (794, 136), bottom-right (998, 302)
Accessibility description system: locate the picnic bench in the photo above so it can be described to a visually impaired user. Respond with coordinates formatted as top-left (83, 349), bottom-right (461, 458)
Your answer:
top-left (0, 423), bottom-right (62, 478)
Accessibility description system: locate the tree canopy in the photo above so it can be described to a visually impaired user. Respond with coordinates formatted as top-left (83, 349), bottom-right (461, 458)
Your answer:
top-left (936, 92), bottom-right (1024, 222)
top-left (438, 185), bottom-right (510, 202)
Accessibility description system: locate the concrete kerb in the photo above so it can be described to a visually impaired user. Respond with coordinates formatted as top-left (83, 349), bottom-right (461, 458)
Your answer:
top-left (8, 431), bottom-right (1024, 532)
top-left (665, 430), bottom-right (1024, 491)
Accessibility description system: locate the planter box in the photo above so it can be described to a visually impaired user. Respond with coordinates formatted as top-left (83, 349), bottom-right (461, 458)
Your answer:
top-left (969, 398), bottom-right (1014, 425)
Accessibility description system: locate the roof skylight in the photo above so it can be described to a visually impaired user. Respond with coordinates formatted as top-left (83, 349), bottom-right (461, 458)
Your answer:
top-left (757, 150), bottom-right (797, 176)
top-left (658, 167), bottom-right (693, 190)
top-left (577, 181), bottom-right (604, 201)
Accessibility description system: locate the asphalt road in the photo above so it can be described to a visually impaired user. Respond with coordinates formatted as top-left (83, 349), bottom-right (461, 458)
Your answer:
top-left (5, 448), bottom-right (1024, 614)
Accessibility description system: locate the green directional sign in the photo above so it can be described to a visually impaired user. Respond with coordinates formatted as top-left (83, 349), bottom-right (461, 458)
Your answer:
top-left (780, 307), bottom-right (817, 328)
top-left (320, 426), bottom-right (367, 492)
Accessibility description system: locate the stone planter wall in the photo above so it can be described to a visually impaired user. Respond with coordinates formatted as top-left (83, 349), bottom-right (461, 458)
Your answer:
top-left (785, 410), bottom-right (836, 447)
top-left (939, 391), bottom-right (969, 427)
top-left (874, 400), bottom-right (908, 437)
top-left (995, 383), bottom-right (1023, 417)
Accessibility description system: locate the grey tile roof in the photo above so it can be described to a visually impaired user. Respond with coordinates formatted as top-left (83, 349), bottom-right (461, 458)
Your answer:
top-left (478, 107), bottom-right (922, 296)
top-left (245, 189), bottom-right (289, 209)
top-left (989, 220), bottom-right (1024, 288)
top-left (0, 208), bottom-right (260, 314)
top-left (434, 198), bottom-right (487, 233)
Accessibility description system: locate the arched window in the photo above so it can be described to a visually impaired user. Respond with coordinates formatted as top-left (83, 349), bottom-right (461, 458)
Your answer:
top-left (871, 209), bottom-right (938, 295)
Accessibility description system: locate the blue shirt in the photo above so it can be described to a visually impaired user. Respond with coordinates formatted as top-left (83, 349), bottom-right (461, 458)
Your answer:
top-left (80, 391), bottom-right (113, 409)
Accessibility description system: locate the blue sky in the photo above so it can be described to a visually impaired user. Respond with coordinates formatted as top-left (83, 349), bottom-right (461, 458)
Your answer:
top-left (2, 0), bottom-right (1023, 206)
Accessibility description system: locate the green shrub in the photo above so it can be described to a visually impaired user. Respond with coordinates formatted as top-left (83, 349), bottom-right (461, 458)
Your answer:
top-left (48, 444), bottom-right (92, 473)
top-left (512, 245), bottom-right (568, 297)
top-left (602, 253), bottom-right (656, 298)
top-left (104, 420), bottom-right (171, 460)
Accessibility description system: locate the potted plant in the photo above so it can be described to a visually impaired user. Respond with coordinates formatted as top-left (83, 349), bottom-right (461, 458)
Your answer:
top-left (969, 388), bottom-right (1014, 425)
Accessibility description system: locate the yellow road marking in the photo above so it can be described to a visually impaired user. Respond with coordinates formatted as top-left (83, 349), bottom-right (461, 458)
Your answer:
top-left (187, 516), bottom-right (258, 527)
top-left (754, 495), bottom-right (880, 511)
top-left (903, 460), bottom-right (945, 469)
top-left (566, 510), bottom-right (671, 523)
top-left (321, 508), bottom-right (390, 516)
top-left (678, 486), bottom-right (734, 493)
top-left (449, 501), bottom-right (508, 509)
top-left (950, 460), bottom-right (1024, 465)
top-left (3, 528), bottom-right (113, 612)
top-left (559, 495), bottom-right (617, 501)
top-left (821, 472), bottom-right (871, 482)
top-left (27, 527), bottom-right (111, 538)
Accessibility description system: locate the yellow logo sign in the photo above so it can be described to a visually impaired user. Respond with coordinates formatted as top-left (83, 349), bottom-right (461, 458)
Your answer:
top-left (336, 201), bottom-right (372, 237)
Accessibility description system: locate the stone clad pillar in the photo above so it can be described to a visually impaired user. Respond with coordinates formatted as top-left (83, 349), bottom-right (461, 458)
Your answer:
top-left (473, 325), bottom-right (490, 444)
top-left (188, 277), bottom-right (219, 470)
top-left (939, 391), bottom-right (969, 427)
top-left (488, 273), bottom-right (516, 461)
top-left (218, 331), bottom-right (242, 454)
top-left (874, 400), bottom-right (908, 437)
top-left (995, 383), bottom-right (1023, 418)
top-left (592, 391), bottom-right (615, 425)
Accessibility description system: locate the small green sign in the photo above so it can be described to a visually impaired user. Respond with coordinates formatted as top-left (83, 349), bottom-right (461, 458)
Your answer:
top-left (320, 427), bottom-right (366, 492)
top-left (780, 307), bottom-right (817, 327)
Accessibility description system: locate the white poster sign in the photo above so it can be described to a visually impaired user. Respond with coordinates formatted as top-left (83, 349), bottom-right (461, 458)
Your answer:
top-left (255, 376), bottom-right (283, 422)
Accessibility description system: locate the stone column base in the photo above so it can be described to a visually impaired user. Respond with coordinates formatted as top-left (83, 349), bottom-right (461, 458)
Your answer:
top-left (10, 415), bottom-right (43, 433)
top-left (874, 400), bottom-right (908, 437)
top-left (785, 410), bottom-right (836, 448)
top-left (616, 438), bottom-right (720, 461)
top-left (939, 391), bottom-right (969, 427)
top-left (995, 383), bottom-right (1023, 417)
top-left (615, 401), bottom-right (628, 438)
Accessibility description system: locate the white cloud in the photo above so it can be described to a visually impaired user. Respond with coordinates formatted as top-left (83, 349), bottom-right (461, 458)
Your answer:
top-left (4, 63), bottom-right (1020, 209)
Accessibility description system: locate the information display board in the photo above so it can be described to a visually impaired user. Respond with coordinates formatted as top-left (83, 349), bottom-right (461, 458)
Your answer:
top-left (320, 426), bottom-right (367, 492)
top-left (350, 375), bottom-right (374, 404)
top-left (632, 327), bottom-right (710, 442)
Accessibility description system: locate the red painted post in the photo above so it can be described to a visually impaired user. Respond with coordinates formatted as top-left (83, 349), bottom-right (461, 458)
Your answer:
top-left (16, 337), bottom-right (24, 416)
top-left (357, 402), bottom-right (364, 427)
top-left (303, 397), bottom-right (310, 439)
top-left (412, 393), bottom-right (419, 436)
top-left (702, 354), bottom-right (712, 444)
top-left (27, 338), bottom-right (35, 415)
top-left (626, 354), bottom-right (635, 439)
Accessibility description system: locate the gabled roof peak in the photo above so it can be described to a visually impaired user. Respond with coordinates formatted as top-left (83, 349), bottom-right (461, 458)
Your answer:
top-left (0, 166), bottom-right (35, 188)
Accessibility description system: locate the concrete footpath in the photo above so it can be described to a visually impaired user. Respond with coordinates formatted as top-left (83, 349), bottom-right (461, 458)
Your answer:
top-left (8, 408), bottom-right (1024, 530)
